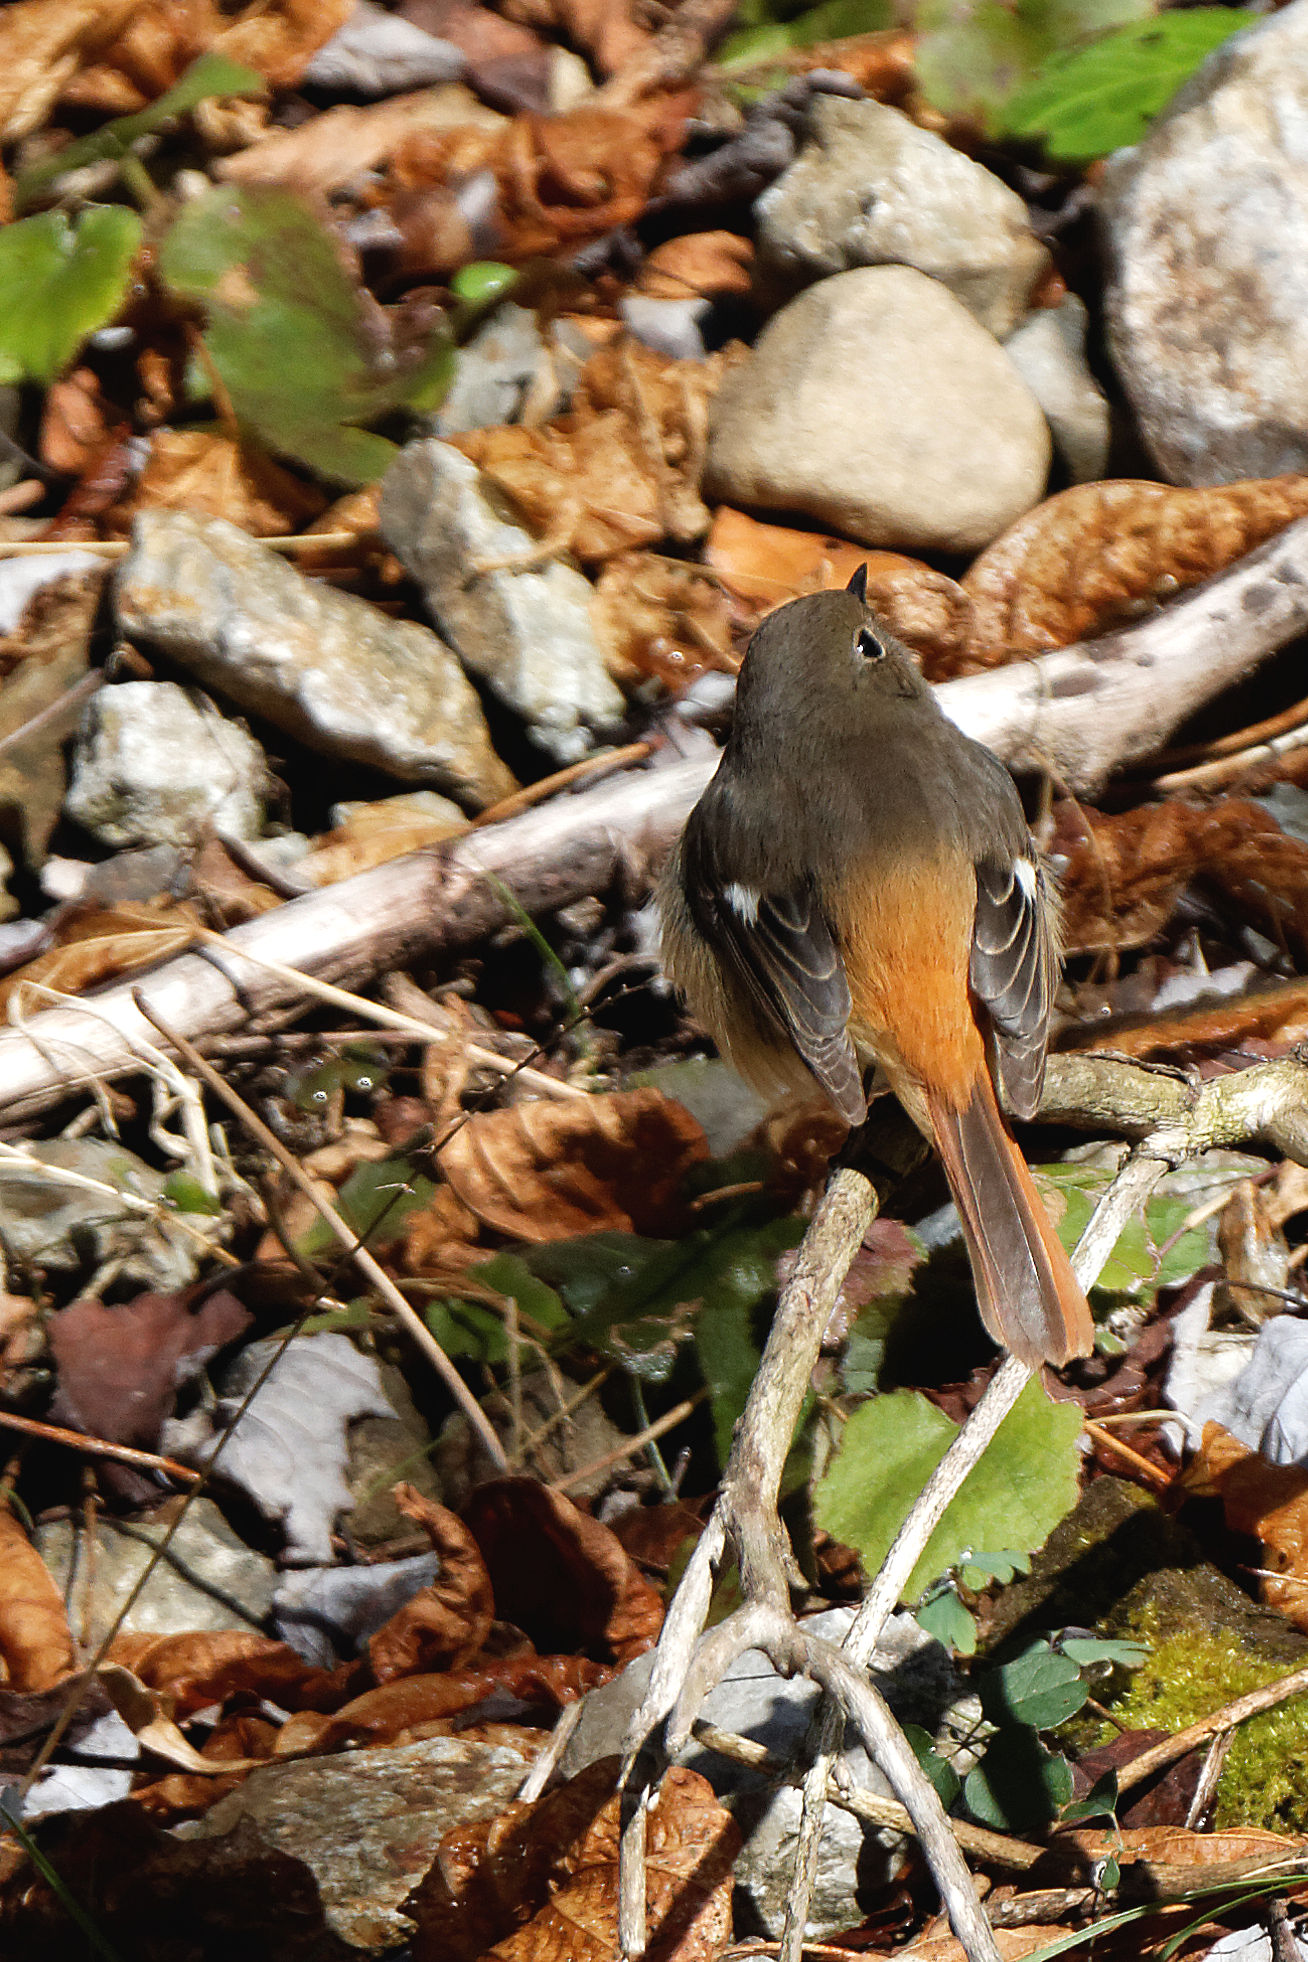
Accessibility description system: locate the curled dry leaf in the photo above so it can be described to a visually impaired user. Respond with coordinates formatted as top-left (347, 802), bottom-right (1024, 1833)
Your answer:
top-left (592, 551), bottom-right (738, 689)
top-left (1184, 1421), bottom-right (1308, 1632)
top-left (217, 86), bottom-right (506, 195)
top-left (636, 230), bottom-right (754, 302)
top-left (704, 505), bottom-right (973, 675)
top-left (0, 0), bottom-right (144, 141)
top-left (962, 476), bottom-right (1308, 667)
top-left (464, 1477), bottom-right (664, 1663)
top-left (452, 340), bottom-right (737, 564)
top-left (0, 1505), bottom-right (75, 1691)
top-left (276, 1656), bottom-right (609, 1755)
top-left (113, 431), bottom-right (327, 536)
top-left (411, 1757), bottom-right (739, 1962)
top-left (367, 1484), bottom-right (495, 1681)
top-left (1056, 797), bottom-right (1308, 961)
top-left (57, 0), bottom-right (353, 116)
top-left (0, 901), bottom-right (199, 1015)
top-left (402, 1086), bottom-right (709, 1266)
top-left (298, 792), bottom-right (469, 887)
top-left (107, 1629), bottom-right (338, 1717)
top-left (1065, 974), bottom-right (1308, 1067)
top-left (497, 0), bottom-right (650, 77)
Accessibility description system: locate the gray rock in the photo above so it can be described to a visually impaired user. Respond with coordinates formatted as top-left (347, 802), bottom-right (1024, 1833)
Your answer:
top-left (65, 681), bottom-right (268, 848)
top-left (187, 1732), bottom-right (540, 1948)
top-left (0, 549), bottom-right (101, 633)
top-left (116, 512), bottom-right (515, 811)
top-left (0, 1136), bottom-right (204, 1292)
top-left (380, 441), bottom-right (625, 762)
top-left (618, 294), bottom-right (710, 362)
top-left (432, 302), bottom-right (558, 436)
top-left (300, 0), bottom-right (465, 93)
top-left (561, 1607), bottom-right (968, 1942)
top-left (273, 1554), bottom-right (442, 1667)
top-left (757, 95), bottom-right (1049, 339)
top-left (1101, 3), bottom-right (1308, 483)
top-left (705, 266), bottom-right (1050, 553)
top-left (1004, 295), bottom-right (1111, 485)
top-left (35, 1498), bottom-right (277, 1646)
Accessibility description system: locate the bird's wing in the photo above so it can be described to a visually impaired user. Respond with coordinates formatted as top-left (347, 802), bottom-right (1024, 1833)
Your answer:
top-left (969, 850), bottom-right (1057, 1122)
top-left (682, 816), bottom-right (866, 1127)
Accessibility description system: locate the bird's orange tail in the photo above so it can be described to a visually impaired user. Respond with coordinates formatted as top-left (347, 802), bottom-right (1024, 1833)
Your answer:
top-left (928, 1070), bottom-right (1093, 1367)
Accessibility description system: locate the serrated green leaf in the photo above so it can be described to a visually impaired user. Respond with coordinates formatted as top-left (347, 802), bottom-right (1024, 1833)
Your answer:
top-left (958, 1549), bottom-right (1031, 1590)
top-left (915, 0), bottom-right (1154, 134)
top-left (0, 206), bottom-right (142, 385)
top-left (158, 183), bottom-right (454, 484)
top-left (1005, 8), bottom-right (1251, 160)
top-left (814, 1378), bottom-right (1082, 1603)
top-left (916, 1587), bottom-right (978, 1654)
top-left (964, 1726), bottom-right (1073, 1832)
top-left (15, 52), bottom-right (265, 206)
top-left (982, 1640), bottom-right (1089, 1729)
top-left (904, 1722), bottom-right (962, 1807)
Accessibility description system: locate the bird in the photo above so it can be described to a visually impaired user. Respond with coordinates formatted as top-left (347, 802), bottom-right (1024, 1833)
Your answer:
top-left (658, 566), bottom-right (1093, 1368)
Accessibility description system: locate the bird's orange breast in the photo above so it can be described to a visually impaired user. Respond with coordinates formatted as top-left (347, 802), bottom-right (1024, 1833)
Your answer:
top-left (827, 850), bottom-right (986, 1113)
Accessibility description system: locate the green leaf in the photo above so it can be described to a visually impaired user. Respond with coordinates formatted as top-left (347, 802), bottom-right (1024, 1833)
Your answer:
top-left (15, 52), bottom-right (265, 205)
top-left (981, 1640), bottom-right (1089, 1729)
top-left (157, 183), bottom-right (455, 484)
top-left (904, 1722), bottom-right (961, 1808)
top-left (813, 1378), bottom-right (1082, 1603)
top-left (1060, 1768), bottom-right (1120, 1826)
top-left (162, 1170), bottom-right (224, 1216)
top-left (1057, 1635), bottom-right (1149, 1670)
top-left (0, 206), bottom-right (142, 385)
top-left (720, 0), bottom-right (893, 63)
top-left (451, 261), bottom-right (519, 307)
top-left (914, 0), bottom-right (1155, 136)
top-left (1005, 8), bottom-right (1251, 161)
top-left (296, 1154), bottom-right (435, 1259)
top-left (426, 1252), bottom-right (570, 1366)
top-left (1034, 1160), bottom-right (1214, 1299)
top-left (965, 1727), bottom-right (1073, 1832)
top-left (958, 1549), bottom-right (1032, 1591)
top-left (916, 1587), bottom-right (978, 1655)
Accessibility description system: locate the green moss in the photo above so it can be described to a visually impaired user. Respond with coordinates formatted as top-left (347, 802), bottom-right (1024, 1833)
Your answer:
top-left (1096, 1620), bottom-right (1308, 1833)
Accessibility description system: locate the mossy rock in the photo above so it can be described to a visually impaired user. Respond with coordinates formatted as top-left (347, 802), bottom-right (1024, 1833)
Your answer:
top-left (982, 1477), bottom-right (1308, 1833)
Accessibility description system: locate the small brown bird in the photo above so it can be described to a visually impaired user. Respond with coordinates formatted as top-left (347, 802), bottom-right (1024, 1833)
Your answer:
top-left (659, 569), bottom-right (1093, 1367)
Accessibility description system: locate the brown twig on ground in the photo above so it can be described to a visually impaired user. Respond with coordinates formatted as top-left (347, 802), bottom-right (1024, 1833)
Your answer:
top-left (0, 1409), bottom-right (200, 1483)
top-left (135, 1000), bottom-right (510, 1474)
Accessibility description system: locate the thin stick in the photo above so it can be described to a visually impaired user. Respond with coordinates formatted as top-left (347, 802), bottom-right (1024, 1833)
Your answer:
top-left (0, 532), bottom-right (363, 560)
top-left (136, 1001), bottom-right (509, 1473)
top-left (1083, 1417), bottom-right (1173, 1491)
top-left (0, 1409), bottom-right (200, 1482)
top-left (549, 1394), bottom-right (704, 1492)
top-left (470, 743), bottom-right (653, 829)
top-left (1112, 1660), bottom-right (1308, 1797)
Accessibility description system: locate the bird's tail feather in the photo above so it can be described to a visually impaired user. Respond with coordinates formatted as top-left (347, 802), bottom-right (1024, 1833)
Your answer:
top-left (928, 1072), bottom-right (1093, 1368)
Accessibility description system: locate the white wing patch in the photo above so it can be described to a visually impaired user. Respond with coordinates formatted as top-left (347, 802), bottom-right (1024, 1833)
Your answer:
top-left (1015, 858), bottom-right (1038, 901)
top-left (723, 882), bottom-right (761, 926)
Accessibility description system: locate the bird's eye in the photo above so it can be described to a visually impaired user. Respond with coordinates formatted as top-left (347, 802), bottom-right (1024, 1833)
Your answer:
top-left (854, 625), bottom-right (886, 662)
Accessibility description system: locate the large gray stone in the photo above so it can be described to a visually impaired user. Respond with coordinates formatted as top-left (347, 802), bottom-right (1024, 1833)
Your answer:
top-left (705, 266), bottom-right (1050, 553)
top-left (66, 680), bottom-right (268, 848)
top-left (757, 94), bottom-right (1049, 338)
top-left (1102, 1), bottom-right (1308, 483)
top-left (116, 512), bottom-right (515, 810)
top-left (380, 440), bottom-right (625, 763)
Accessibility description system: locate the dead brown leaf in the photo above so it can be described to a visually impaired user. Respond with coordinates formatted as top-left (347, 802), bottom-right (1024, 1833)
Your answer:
top-left (452, 340), bottom-right (735, 564)
top-left (107, 1629), bottom-right (342, 1717)
top-left (703, 506), bottom-right (972, 675)
top-left (366, 1485), bottom-right (495, 1681)
top-left (1065, 974), bottom-right (1308, 1067)
top-left (592, 552), bottom-right (738, 689)
top-left (113, 431), bottom-right (326, 536)
top-left (896, 1934), bottom-right (1068, 1960)
top-left (217, 85), bottom-right (505, 193)
top-left (276, 1656), bottom-right (608, 1755)
top-left (299, 792), bottom-right (469, 887)
top-left (409, 1757), bottom-right (739, 1962)
top-left (1184, 1422), bottom-right (1308, 1630)
top-left (464, 1477), bottom-right (664, 1662)
top-left (962, 476), bottom-right (1308, 666)
top-left (402, 1087), bottom-right (709, 1266)
top-left (637, 231), bottom-right (754, 302)
top-left (57, 0), bottom-right (351, 115)
top-left (0, 1506), bottom-right (75, 1691)
top-left (0, 902), bottom-right (199, 1015)
top-left (38, 367), bottom-right (122, 478)
top-left (498, 0), bottom-right (651, 76)
top-left (0, 0), bottom-right (145, 140)
top-left (0, 574), bottom-right (101, 884)
top-left (1056, 797), bottom-right (1308, 961)
top-left (48, 1285), bottom-right (252, 1457)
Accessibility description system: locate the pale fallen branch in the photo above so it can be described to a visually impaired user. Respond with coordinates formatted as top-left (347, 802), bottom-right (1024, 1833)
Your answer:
top-left (4, 513), bottom-right (1308, 1117)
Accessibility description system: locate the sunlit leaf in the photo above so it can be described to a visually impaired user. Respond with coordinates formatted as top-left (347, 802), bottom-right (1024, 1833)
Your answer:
top-left (914, 0), bottom-right (1154, 136)
top-left (0, 207), bottom-right (142, 385)
top-left (981, 1639), bottom-right (1089, 1729)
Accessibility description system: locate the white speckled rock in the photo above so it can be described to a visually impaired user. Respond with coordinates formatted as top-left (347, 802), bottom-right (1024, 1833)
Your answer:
top-left (705, 266), bottom-right (1050, 553)
top-left (757, 94), bottom-right (1049, 338)
top-left (1004, 294), bottom-right (1111, 485)
top-left (380, 439), bottom-right (625, 763)
top-left (66, 680), bottom-right (267, 848)
top-left (1102, 2), bottom-right (1308, 483)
